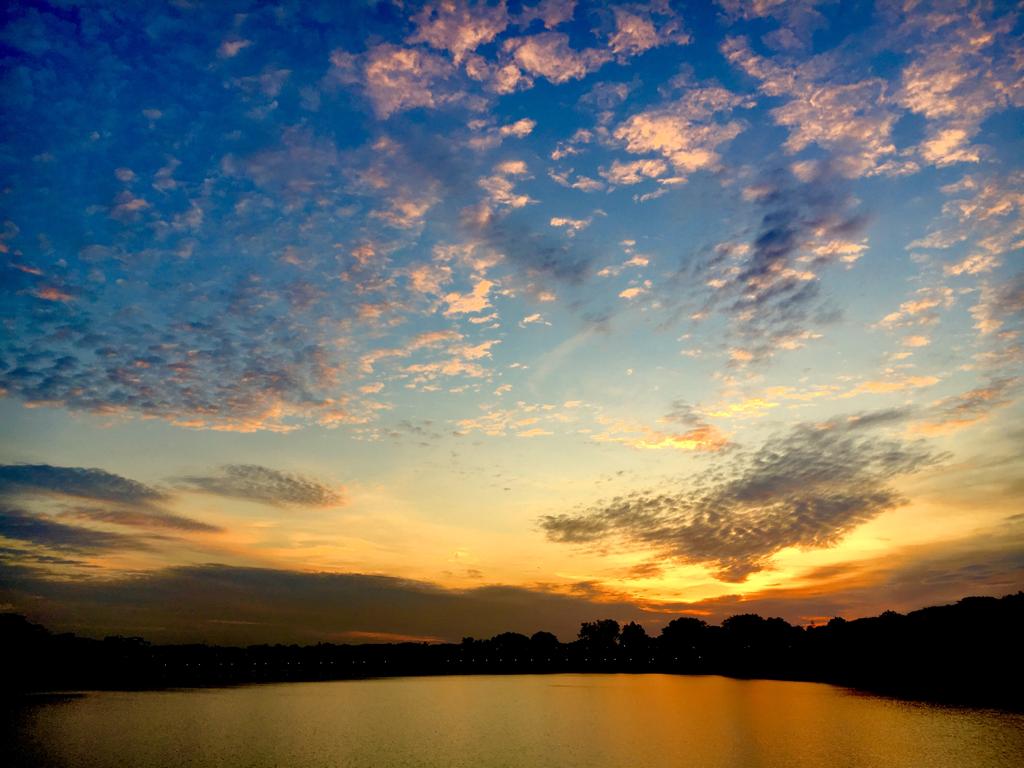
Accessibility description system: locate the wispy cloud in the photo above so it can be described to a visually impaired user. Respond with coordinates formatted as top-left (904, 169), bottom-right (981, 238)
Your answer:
top-left (913, 378), bottom-right (1020, 436)
top-left (176, 465), bottom-right (343, 508)
top-left (0, 464), bottom-right (219, 534)
top-left (0, 506), bottom-right (149, 554)
top-left (0, 464), bottom-right (167, 506)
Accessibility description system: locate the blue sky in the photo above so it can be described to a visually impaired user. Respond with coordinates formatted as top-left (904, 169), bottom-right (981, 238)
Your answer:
top-left (1, 0), bottom-right (1022, 642)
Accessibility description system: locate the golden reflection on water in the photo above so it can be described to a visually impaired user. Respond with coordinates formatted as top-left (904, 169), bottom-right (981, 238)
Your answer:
top-left (7, 674), bottom-right (1024, 768)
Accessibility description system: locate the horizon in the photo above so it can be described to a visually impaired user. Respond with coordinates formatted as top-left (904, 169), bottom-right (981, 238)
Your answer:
top-left (2, 0), bottom-right (1023, 647)
top-left (6, 590), bottom-right (1019, 647)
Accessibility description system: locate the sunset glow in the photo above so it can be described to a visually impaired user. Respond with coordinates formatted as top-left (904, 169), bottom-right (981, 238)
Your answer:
top-left (1, 0), bottom-right (1022, 644)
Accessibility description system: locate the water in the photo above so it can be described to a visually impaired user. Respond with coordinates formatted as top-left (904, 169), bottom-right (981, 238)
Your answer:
top-left (5, 674), bottom-right (1023, 767)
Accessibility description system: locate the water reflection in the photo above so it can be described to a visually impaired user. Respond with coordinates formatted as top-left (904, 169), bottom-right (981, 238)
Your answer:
top-left (5, 675), bottom-right (1023, 767)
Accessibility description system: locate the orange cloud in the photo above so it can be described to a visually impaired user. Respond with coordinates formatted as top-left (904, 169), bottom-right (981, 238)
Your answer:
top-left (32, 286), bottom-right (73, 302)
top-left (841, 375), bottom-right (940, 398)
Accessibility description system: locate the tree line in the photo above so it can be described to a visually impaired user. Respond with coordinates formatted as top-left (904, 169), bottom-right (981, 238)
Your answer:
top-left (2, 592), bottom-right (1021, 710)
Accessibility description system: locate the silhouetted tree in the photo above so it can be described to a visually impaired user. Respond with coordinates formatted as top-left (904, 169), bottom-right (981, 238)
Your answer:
top-left (490, 632), bottom-right (529, 647)
top-left (659, 617), bottom-right (707, 647)
top-left (619, 621), bottom-right (649, 654)
top-left (578, 619), bottom-right (620, 651)
top-left (659, 617), bottom-right (709, 668)
top-left (530, 631), bottom-right (559, 654)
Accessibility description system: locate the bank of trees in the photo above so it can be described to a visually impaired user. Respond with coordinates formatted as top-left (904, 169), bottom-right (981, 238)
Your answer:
top-left (2, 592), bottom-right (1021, 709)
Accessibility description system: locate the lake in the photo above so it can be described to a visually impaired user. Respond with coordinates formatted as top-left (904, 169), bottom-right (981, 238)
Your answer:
top-left (4, 674), bottom-right (1023, 767)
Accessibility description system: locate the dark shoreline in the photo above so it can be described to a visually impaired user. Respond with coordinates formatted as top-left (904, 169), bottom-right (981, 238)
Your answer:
top-left (3, 592), bottom-right (1022, 712)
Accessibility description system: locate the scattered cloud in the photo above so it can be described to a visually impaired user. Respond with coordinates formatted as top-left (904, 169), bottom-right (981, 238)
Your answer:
top-left (601, 158), bottom-right (667, 185)
top-left (722, 37), bottom-right (899, 178)
top-left (878, 287), bottom-right (955, 328)
top-left (359, 44), bottom-right (458, 118)
top-left (970, 272), bottom-right (1024, 337)
top-left (409, 1), bottom-right (509, 64)
top-left (895, 7), bottom-right (1023, 168)
top-left (218, 38), bottom-right (252, 59)
top-left (913, 378), bottom-right (1020, 436)
top-left (692, 167), bottom-right (869, 362)
top-left (613, 85), bottom-right (750, 178)
top-left (608, 6), bottom-right (689, 61)
top-left (444, 277), bottom-right (494, 316)
top-left (503, 32), bottom-right (611, 85)
top-left (176, 465), bottom-right (343, 508)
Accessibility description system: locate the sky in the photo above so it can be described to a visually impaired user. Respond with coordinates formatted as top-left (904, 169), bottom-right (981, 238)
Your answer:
top-left (1, 0), bottom-right (1022, 645)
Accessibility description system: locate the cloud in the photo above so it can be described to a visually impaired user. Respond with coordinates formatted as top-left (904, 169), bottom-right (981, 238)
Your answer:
top-left (372, 189), bottom-right (439, 230)
top-left (359, 329), bottom-right (464, 374)
top-left (841, 407), bottom-right (915, 432)
top-left (0, 464), bottom-right (167, 506)
top-left (593, 400), bottom-right (731, 453)
top-left (600, 158), bottom-right (667, 185)
top-left (224, 126), bottom-right (341, 194)
top-left (970, 272), bottom-right (1024, 337)
top-left (518, 0), bottom-right (577, 30)
top-left (618, 283), bottom-right (649, 300)
top-left (503, 32), bottom-right (611, 85)
top-left (467, 117), bottom-right (536, 150)
top-left (376, 125), bottom-right (595, 285)
top-left (218, 38), bottom-right (252, 59)
top-left (594, 423), bottom-right (729, 453)
top-left (656, 528), bottom-right (1024, 626)
top-left (840, 375), bottom-right (940, 398)
top-left (910, 174), bottom-right (1023, 272)
top-left (361, 44), bottom-right (458, 118)
top-left (608, 6), bottom-right (689, 60)
top-left (406, 261), bottom-right (454, 296)
top-left (877, 286), bottom-right (955, 329)
top-left (613, 85), bottom-right (750, 177)
top-left (1, 206), bottom-right (387, 432)
top-left (943, 253), bottom-right (999, 276)
top-left (518, 312), bottom-right (550, 327)
top-left (722, 37), bottom-right (899, 178)
top-left (479, 163), bottom-right (535, 209)
top-left (895, 7), bottom-right (1022, 168)
top-left (0, 464), bottom-right (220, 534)
top-left (30, 285), bottom-right (73, 302)
top-left (58, 505), bottom-right (221, 533)
top-left (542, 417), bottom-right (940, 581)
top-left (470, 209), bottom-right (594, 284)
top-left (913, 378), bottom-right (1020, 436)
top-left (456, 400), bottom-right (576, 437)
top-left (408, 1), bottom-right (509, 64)
top-left (444, 277), bottom-right (494, 316)
top-left (692, 167), bottom-right (869, 362)
top-left (549, 216), bottom-right (591, 234)
top-left (499, 118), bottom-right (535, 138)
top-left (0, 562), bottom-right (663, 645)
top-left (0, 506), bottom-right (147, 554)
top-left (176, 465), bottom-right (343, 508)
top-left (715, 0), bottom-right (827, 41)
